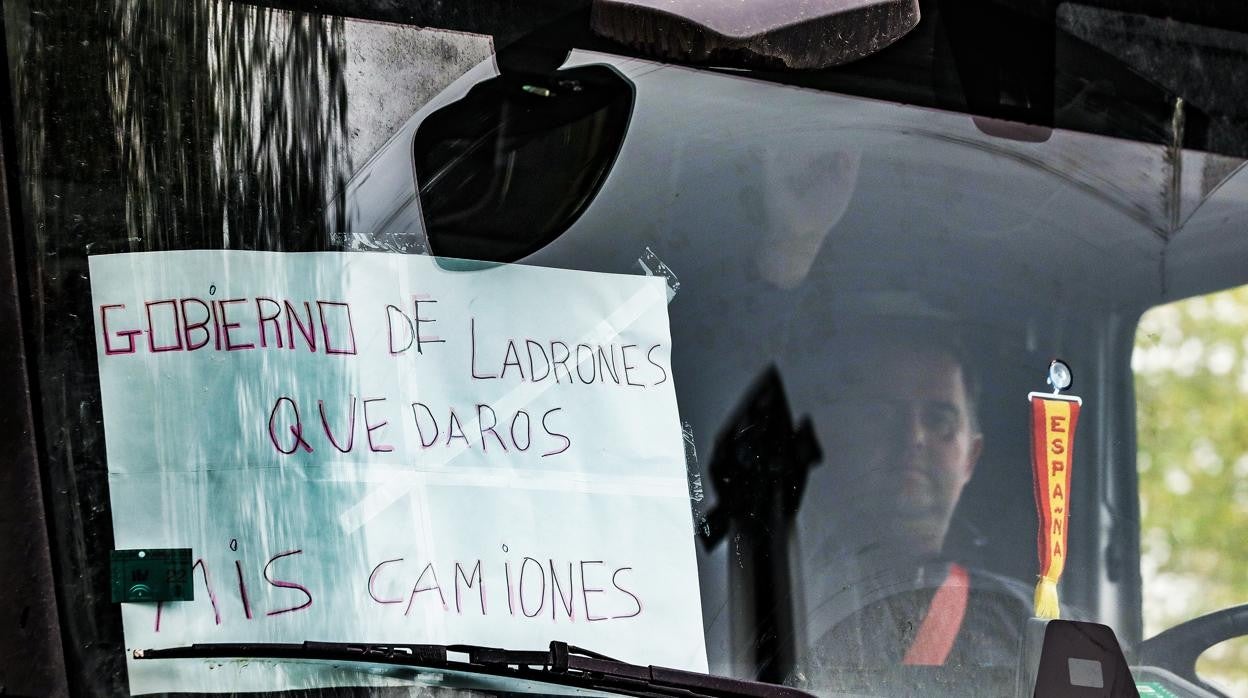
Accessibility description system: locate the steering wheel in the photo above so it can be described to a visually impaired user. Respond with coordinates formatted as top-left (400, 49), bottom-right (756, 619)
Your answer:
top-left (1131, 604), bottom-right (1248, 698)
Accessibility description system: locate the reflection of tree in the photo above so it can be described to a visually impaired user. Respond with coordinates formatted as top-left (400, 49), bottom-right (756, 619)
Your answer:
top-left (1135, 287), bottom-right (1248, 695)
top-left (8, 0), bottom-right (349, 691)
top-left (108, 1), bottom-right (349, 250)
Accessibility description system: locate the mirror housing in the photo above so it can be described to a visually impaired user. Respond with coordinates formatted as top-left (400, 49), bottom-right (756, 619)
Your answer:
top-left (414, 62), bottom-right (634, 263)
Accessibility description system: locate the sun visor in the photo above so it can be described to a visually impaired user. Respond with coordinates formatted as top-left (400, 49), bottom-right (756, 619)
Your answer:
top-left (590, 0), bottom-right (920, 69)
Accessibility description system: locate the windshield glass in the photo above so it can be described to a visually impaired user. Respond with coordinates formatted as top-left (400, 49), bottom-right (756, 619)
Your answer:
top-left (1135, 287), bottom-right (1248, 696)
top-left (4, 1), bottom-right (1248, 697)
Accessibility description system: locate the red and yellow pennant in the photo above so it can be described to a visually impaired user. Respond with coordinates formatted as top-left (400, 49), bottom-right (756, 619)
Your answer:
top-left (1028, 392), bottom-right (1081, 619)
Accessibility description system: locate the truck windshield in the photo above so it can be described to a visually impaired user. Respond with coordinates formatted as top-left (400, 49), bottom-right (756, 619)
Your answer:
top-left (3, 1), bottom-right (1247, 697)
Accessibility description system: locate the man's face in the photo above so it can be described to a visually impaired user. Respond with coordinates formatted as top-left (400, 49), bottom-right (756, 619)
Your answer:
top-left (818, 345), bottom-right (983, 559)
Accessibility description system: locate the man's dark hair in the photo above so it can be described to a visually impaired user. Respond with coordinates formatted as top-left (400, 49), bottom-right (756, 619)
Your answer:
top-left (830, 317), bottom-right (981, 432)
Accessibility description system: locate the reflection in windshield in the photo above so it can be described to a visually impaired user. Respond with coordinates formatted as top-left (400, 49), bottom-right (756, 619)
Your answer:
top-left (703, 366), bottom-right (822, 682)
top-left (6, 0), bottom-right (352, 690)
top-left (13, 0), bottom-right (352, 254)
top-left (707, 318), bottom-right (1032, 694)
top-left (7, 1), bottom-right (1248, 697)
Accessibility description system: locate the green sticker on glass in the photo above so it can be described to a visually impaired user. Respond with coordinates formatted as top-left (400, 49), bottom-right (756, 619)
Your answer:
top-left (1135, 682), bottom-right (1178, 697)
top-left (110, 549), bottom-right (193, 603)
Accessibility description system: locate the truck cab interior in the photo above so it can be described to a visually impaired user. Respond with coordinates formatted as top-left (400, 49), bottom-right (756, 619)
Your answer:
top-left (3, 1), bottom-right (1248, 696)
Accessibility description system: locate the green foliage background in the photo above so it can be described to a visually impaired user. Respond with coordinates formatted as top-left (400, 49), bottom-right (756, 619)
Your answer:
top-left (1135, 286), bottom-right (1248, 695)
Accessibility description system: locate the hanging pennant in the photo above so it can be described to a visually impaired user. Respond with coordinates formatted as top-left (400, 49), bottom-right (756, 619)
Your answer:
top-left (1028, 360), bottom-right (1081, 619)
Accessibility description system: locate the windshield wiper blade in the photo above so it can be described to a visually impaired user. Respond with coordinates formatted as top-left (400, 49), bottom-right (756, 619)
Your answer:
top-left (135, 640), bottom-right (814, 698)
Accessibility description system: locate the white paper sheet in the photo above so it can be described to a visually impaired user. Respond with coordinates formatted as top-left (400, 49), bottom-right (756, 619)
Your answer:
top-left (89, 250), bottom-right (706, 695)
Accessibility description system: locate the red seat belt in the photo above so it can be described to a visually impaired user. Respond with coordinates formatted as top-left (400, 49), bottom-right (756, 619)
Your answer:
top-left (902, 562), bottom-right (970, 666)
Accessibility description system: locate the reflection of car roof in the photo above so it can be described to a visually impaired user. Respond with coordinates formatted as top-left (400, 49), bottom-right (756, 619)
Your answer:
top-left (344, 49), bottom-right (1248, 311)
top-left (340, 48), bottom-right (1248, 659)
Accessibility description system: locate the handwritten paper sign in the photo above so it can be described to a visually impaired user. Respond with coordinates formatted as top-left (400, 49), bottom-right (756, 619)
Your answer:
top-left (90, 251), bottom-right (706, 695)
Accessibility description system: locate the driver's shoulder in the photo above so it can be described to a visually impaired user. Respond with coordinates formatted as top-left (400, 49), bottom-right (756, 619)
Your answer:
top-left (928, 561), bottom-right (1033, 636)
top-left (924, 561), bottom-right (1033, 666)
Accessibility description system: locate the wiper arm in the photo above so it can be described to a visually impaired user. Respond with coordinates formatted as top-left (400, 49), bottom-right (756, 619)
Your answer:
top-left (135, 640), bottom-right (813, 698)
